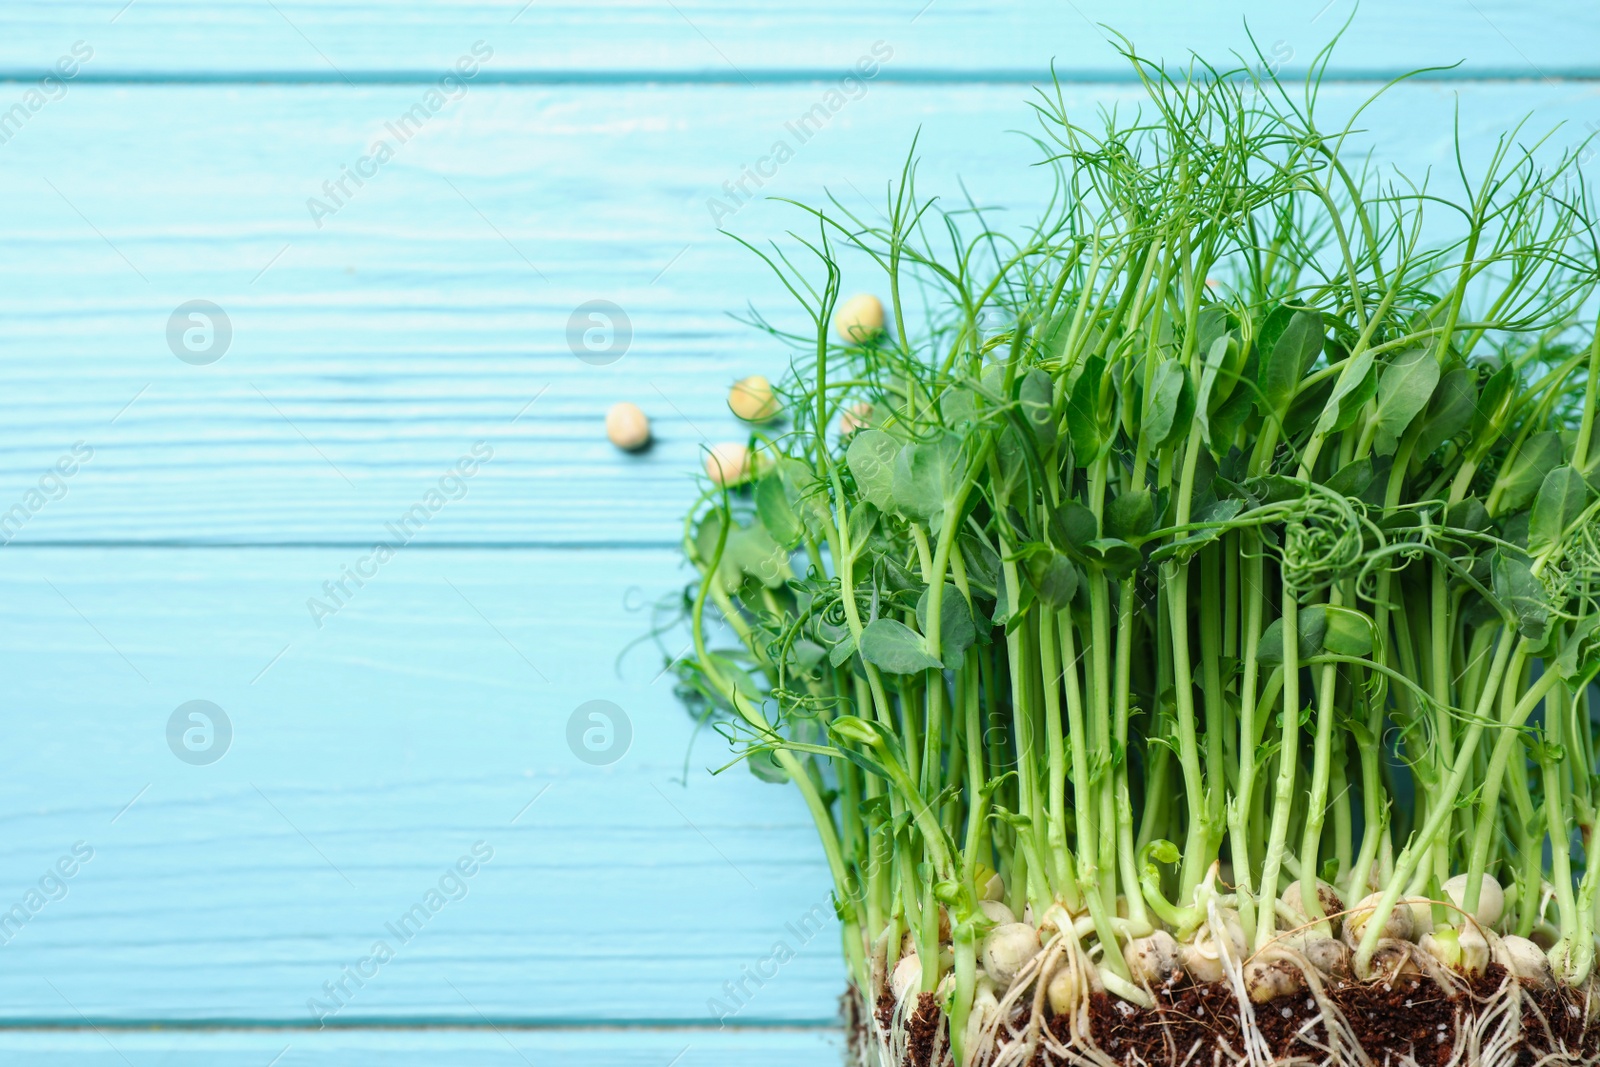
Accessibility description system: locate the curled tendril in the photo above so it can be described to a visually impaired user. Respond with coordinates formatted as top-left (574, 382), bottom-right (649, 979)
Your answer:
top-left (818, 586), bottom-right (853, 628)
top-left (1542, 513), bottom-right (1600, 618)
top-left (1280, 488), bottom-right (1364, 597)
top-left (771, 687), bottom-right (851, 721)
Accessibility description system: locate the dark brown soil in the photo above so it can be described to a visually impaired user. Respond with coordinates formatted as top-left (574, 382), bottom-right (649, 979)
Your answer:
top-left (874, 990), bottom-right (944, 1067)
top-left (1077, 964), bottom-right (1597, 1067)
top-left (858, 965), bottom-right (1599, 1066)
top-left (1518, 975), bottom-right (1596, 1065)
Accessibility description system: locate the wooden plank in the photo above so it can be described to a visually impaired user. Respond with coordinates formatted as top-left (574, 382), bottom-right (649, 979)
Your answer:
top-left (1, 81), bottom-right (1596, 546)
top-left (0, 1028), bottom-right (844, 1066)
top-left (0, 546), bottom-right (846, 1023)
top-left (2, 0), bottom-right (1597, 78)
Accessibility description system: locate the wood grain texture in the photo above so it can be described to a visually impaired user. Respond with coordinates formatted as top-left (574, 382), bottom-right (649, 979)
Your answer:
top-left (0, 547), bottom-right (843, 1023)
top-left (0, 1028), bottom-right (843, 1065)
top-left (2, 2), bottom-right (1597, 1058)
top-left (0, 81), bottom-right (1596, 546)
top-left (2, 0), bottom-right (1596, 78)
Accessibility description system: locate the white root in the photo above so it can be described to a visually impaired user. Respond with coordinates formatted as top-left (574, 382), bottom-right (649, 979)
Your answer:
top-left (856, 893), bottom-right (1596, 1067)
top-left (963, 979), bottom-right (999, 1062)
top-left (984, 916), bottom-right (1123, 1067)
top-left (1209, 895), bottom-right (1275, 1067)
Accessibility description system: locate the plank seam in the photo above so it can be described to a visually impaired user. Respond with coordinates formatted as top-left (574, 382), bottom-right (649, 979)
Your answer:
top-left (0, 1020), bottom-right (842, 1031)
top-left (0, 541), bottom-right (681, 550)
top-left (1, 69), bottom-right (1598, 86)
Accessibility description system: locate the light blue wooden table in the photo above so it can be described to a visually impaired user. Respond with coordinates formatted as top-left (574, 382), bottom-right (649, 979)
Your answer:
top-left (0, 2), bottom-right (1595, 1062)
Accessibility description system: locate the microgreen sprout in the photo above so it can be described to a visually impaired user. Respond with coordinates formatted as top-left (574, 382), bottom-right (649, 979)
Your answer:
top-left (672, 32), bottom-right (1600, 1067)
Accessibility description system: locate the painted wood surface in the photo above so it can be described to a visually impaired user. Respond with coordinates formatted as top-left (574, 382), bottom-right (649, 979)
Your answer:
top-left (3, 0), bottom-right (1597, 78)
top-left (0, 83), bottom-right (1596, 547)
top-left (0, 2), bottom-right (1594, 1062)
top-left (0, 1028), bottom-right (843, 1065)
top-left (0, 547), bottom-right (842, 1023)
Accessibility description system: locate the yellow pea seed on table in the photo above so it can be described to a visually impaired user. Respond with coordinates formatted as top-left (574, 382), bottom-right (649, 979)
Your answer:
top-left (605, 401), bottom-right (652, 451)
top-left (704, 442), bottom-right (751, 486)
top-left (833, 293), bottom-right (884, 344)
top-left (728, 375), bottom-right (780, 422)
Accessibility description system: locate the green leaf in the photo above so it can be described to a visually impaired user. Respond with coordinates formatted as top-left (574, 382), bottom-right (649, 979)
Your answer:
top-left (1284, 374), bottom-right (1337, 440)
top-left (1208, 380), bottom-right (1257, 453)
top-left (1035, 308), bottom-right (1074, 363)
top-left (731, 524), bottom-right (789, 588)
top-left (891, 433), bottom-right (962, 520)
top-left (1491, 551), bottom-right (1550, 642)
top-left (1445, 498), bottom-right (1492, 534)
top-left (1321, 605), bottom-right (1375, 657)
top-left (1412, 365), bottom-right (1476, 459)
top-left (1018, 368), bottom-right (1056, 451)
top-left (1254, 305), bottom-right (1295, 365)
top-left (747, 749), bottom-right (790, 783)
top-left (828, 716), bottom-right (889, 775)
top-left (1147, 839), bottom-right (1180, 865)
top-left (1471, 363), bottom-right (1517, 443)
top-left (789, 638), bottom-right (825, 673)
top-left (858, 618), bottom-right (943, 674)
top-left (960, 534), bottom-right (1001, 598)
top-left (1195, 307), bottom-right (1229, 357)
top-left (940, 385), bottom-right (980, 433)
top-left (825, 716), bottom-right (889, 751)
top-left (1315, 347), bottom-right (1376, 436)
top-left (1106, 490), bottom-right (1157, 541)
top-left (1142, 360), bottom-right (1194, 451)
top-left (1556, 615), bottom-right (1600, 690)
top-left (1082, 538), bottom-right (1141, 578)
top-left (1529, 465), bottom-right (1591, 555)
top-left (1066, 356), bottom-right (1106, 465)
top-left (695, 513), bottom-right (789, 589)
top-left (1257, 606), bottom-right (1329, 664)
top-left (755, 474), bottom-right (804, 548)
top-left (1194, 331), bottom-right (1239, 442)
top-left (846, 429), bottom-right (900, 512)
top-left (1328, 355), bottom-right (1379, 434)
top-left (992, 568), bottom-right (1033, 628)
top-left (1325, 458), bottom-right (1373, 498)
top-left (1258, 309), bottom-right (1323, 417)
top-left (1053, 500), bottom-right (1099, 549)
top-left (1371, 348), bottom-right (1440, 455)
top-left (916, 583), bottom-right (977, 669)
top-left (847, 501), bottom-right (879, 551)
top-left (828, 632), bottom-right (858, 668)
top-left (1496, 432), bottom-right (1563, 515)
top-left (1026, 550), bottom-right (1081, 609)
